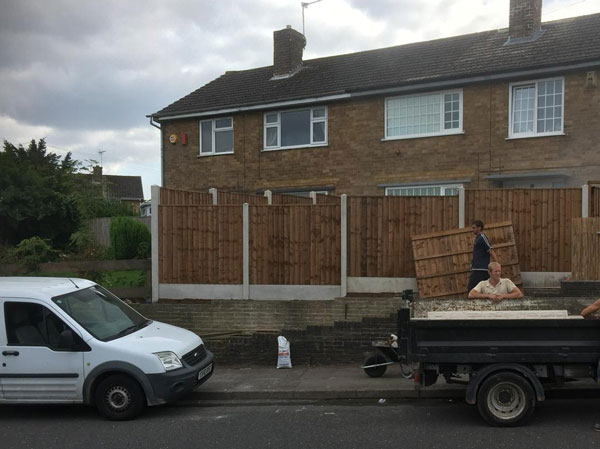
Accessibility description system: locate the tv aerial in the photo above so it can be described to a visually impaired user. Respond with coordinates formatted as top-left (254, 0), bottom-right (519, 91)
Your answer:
top-left (301, 0), bottom-right (323, 36)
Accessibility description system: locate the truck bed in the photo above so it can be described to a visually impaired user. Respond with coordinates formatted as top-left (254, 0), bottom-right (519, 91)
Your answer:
top-left (400, 309), bottom-right (600, 365)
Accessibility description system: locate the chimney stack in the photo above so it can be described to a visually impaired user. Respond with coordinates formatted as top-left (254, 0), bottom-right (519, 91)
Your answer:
top-left (509, 0), bottom-right (542, 40)
top-left (273, 25), bottom-right (306, 78)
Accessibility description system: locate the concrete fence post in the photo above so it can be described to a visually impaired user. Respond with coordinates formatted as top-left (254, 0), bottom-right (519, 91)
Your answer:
top-left (264, 190), bottom-right (272, 205)
top-left (458, 186), bottom-right (465, 228)
top-left (340, 194), bottom-right (348, 297)
top-left (243, 203), bottom-right (250, 299)
top-left (151, 185), bottom-right (160, 303)
top-left (209, 187), bottom-right (218, 205)
top-left (310, 191), bottom-right (317, 204)
top-left (582, 184), bottom-right (589, 218)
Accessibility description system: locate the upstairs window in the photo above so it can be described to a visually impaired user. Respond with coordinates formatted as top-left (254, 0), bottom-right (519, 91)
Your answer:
top-left (264, 107), bottom-right (327, 150)
top-left (509, 78), bottom-right (563, 138)
top-left (200, 117), bottom-right (233, 155)
top-left (385, 90), bottom-right (462, 139)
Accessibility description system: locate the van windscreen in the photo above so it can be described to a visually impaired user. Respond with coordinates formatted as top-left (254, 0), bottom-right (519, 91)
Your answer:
top-left (52, 285), bottom-right (150, 341)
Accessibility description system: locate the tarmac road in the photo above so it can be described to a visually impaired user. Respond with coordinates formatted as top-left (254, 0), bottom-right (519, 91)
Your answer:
top-left (1, 398), bottom-right (600, 449)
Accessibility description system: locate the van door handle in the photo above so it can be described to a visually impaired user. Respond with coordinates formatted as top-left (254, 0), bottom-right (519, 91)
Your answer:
top-left (2, 351), bottom-right (20, 356)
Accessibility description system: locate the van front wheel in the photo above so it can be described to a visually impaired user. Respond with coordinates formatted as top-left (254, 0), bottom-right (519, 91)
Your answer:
top-left (95, 374), bottom-right (145, 421)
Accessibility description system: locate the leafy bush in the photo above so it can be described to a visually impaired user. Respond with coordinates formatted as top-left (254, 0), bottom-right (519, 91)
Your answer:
top-left (13, 236), bottom-right (57, 270)
top-left (68, 227), bottom-right (110, 260)
top-left (109, 217), bottom-right (151, 260)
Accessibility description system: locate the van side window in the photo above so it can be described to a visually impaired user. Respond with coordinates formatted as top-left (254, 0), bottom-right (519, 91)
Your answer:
top-left (4, 302), bottom-right (81, 350)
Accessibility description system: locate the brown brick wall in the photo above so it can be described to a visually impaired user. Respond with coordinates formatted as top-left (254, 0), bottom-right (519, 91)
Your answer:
top-left (133, 296), bottom-right (595, 365)
top-left (160, 71), bottom-right (600, 196)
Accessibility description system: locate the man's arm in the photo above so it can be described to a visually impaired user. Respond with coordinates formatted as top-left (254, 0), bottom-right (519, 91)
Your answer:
top-left (489, 249), bottom-right (498, 263)
top-left (468, 286), bottom-right (493, 300)
top-left (581, 298), bottom-right (600, 319)
top-left (502, 286), bottom-right (523, 299)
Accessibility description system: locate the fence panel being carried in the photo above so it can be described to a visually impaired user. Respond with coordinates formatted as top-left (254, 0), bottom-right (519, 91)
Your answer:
top-left (412, 221), bottom-right (521, 299)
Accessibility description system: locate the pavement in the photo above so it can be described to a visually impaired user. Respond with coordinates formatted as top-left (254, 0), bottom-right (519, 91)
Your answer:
top-left (186, 363), bottom-right (600, 403)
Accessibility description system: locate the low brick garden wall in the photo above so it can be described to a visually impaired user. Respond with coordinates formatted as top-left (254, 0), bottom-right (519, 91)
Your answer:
top-left (133, 295), bottom-right (597, 366)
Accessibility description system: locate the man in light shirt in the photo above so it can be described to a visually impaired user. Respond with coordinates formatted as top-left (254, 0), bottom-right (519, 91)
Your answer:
top-left (468, 262), bottom-right (523, 303)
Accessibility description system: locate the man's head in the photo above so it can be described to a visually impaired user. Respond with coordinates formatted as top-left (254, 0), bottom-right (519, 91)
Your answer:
top-left (488, 261), bottom-right (501, 281)
top-left (472, 220), bottom-right (484, 235)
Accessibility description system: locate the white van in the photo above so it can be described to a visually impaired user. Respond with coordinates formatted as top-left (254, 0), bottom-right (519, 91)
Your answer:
top-left (0, 277), bottom-right (214, 420)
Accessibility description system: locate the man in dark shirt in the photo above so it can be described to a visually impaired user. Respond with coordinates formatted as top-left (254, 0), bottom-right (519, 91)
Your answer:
top-left (467, 220), bottom-right (497, 292)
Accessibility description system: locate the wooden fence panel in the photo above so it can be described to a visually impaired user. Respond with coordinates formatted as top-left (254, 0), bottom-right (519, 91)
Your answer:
top-left (160, 187), bottom-right (212, 205)
top-left (571, 218), bottom-right (600, 280)
top-left (159, 205), bottom-right (243, 284)
top-left (250, 205), bottom-right (340, 285)
top-left (316, 194), bottom-right (341, 205)
top-left (348, 196), bottom-right (458, 277)
top-left (465, 189), bottom-right (581, 272)
top-left (592, 187), bottom-right (600, 217)
top-left (271, 194), bottom-right (314, 205)
top-left (217, 191), bottom-right (268, 205)
top-left (412, 222), bottom-right (521, 298)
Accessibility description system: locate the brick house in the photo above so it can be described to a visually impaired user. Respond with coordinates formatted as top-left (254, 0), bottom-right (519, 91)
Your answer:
top-left (88, 166), bottom-right (145, 213)
top-left (150, 0), bottom-right (600, 197)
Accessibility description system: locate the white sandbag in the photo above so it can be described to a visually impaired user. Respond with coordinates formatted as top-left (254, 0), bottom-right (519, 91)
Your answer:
top-left (277, 336), bottom-right (292, 369)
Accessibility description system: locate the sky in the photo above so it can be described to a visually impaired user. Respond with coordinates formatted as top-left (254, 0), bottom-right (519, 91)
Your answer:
top-left (1, 0), bottom-right (599, 200)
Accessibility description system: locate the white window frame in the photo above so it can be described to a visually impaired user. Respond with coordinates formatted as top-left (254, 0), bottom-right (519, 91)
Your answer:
top-left (263, 106), bottom-right (328, 151)
top-left (384, 89), bottom-right (463, 140)
top-left (385, 184), bottom-right (462, 196)
top-left (508, 77), bottom-right (564, 139)
top-left (199, 117), bottom-right (234, 156)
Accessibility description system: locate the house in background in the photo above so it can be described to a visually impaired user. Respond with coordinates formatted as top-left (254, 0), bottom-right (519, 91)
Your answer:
top-left (89, 166), bottom-right (145, 213)
top-left (140, 200), bottom-right (152, 217)
top-left (150, 0), bottom-right (600, 197)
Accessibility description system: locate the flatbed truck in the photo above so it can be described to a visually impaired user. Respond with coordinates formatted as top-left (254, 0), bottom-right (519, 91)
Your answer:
top-left (369, 290), bottom-right (600, 426)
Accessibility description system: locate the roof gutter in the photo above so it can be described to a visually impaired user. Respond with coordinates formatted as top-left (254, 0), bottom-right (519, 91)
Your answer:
top-left (151, 59), bottom-right (600, 121)
top-left (149, 116), bottom-right (161, 129)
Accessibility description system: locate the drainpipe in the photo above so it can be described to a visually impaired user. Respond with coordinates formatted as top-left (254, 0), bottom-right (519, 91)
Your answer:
top-left (149, 116), bottom-right (163, 187)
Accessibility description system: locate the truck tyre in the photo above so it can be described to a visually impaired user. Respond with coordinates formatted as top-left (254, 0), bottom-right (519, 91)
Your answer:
top-left (95, 374), bottom-right (145, 421)
top-left (363, 354), bottom-right (387, 378)
top-left (476, 372), bottom-right (535, 427)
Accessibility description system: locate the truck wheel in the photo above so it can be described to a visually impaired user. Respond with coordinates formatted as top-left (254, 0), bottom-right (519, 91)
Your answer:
top-left (95, 374), bottom-right (145, 421)
top-left (363, 354), bottom-right (387, 378)
top-left (399, 363), bottom-right (414, 379)
top-left (476, 372), bottom-right (535, 427)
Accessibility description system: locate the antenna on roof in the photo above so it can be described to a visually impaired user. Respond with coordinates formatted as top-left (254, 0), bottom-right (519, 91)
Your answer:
top-left (301, 0), bottom-right (323, 36)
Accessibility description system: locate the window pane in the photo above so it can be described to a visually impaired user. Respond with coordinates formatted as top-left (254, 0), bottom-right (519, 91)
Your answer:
top-left (215, 129), bottom-right (233, 153)
top-left (313, 121), bottom-right (325, 143)
top-left (215, 118), bottom-right (232, 129)
top-left (201, 121), bottom-right (213, 153)
top-left (266, 113), bottom-right (278, 124)
top-left (266, 126), bottom-right (278, 147)
top-left (312, 108), bottom-right (326, 118)
top-left (444, 93), bottom-right (460, 130)
top-left (281, 110), bottom-right (310, 147)
top-left (512, 85), bottom-right (535, 134)
top-left (387, 93), bottom-right (442, 137)
top-left (536, 79), bottom-right (562, 133)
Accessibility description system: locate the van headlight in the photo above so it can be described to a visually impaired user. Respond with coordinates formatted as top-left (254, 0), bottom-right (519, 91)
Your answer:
top-left (154, 351), bottom-right (183, 371)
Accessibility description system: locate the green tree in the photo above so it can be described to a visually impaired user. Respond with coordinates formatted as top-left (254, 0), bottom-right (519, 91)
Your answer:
top-left (0, 138), bottom-right (81, 247)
